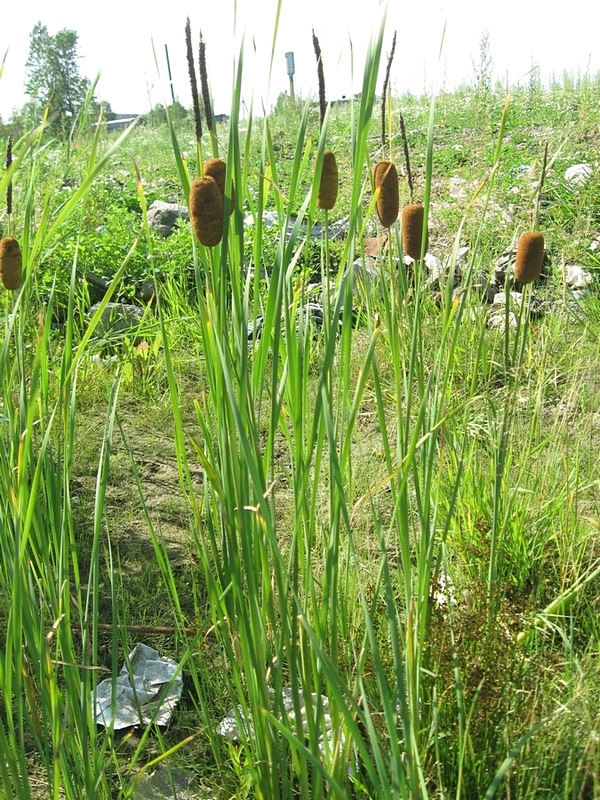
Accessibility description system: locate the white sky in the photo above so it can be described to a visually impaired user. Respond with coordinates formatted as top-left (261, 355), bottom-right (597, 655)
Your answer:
top-left (1, 0), bottom-right (598, 120)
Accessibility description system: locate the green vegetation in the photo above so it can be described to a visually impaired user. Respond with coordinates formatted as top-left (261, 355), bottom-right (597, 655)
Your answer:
top-left (1, 12), bottom-right (599, 800)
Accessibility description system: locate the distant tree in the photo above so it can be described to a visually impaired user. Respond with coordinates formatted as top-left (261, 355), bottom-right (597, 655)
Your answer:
top-left (25, 22), bottom-right (92, 136)
top-left (144, 100), bottom-right (188, 127)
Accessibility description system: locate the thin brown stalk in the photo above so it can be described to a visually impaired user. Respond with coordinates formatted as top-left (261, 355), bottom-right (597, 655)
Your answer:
top-left (199, 31), bottom-right (214, 135)
top-left (5, 133), bottom-right (12, 216)
top-left (381, 31), bottom-right (396, 150)
top-left (533, 140), bottom-right (548, 230)
top-left (312, 29), bottom-right (326, 128)
top-left (185, 19), bottom-right (202, 143)
top-left (399, 112), bottom-right (414, 203)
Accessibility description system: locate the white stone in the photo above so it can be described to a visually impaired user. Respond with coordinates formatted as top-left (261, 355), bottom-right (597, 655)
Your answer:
top-left (564, 264), bottom-right (593, 289)
top-left (564, 163), bottom-right (592, 187)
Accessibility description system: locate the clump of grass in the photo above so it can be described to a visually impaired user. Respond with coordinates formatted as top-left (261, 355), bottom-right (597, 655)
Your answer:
top-left (0, 236), bottom-right (22, 290)
top-left (189, 176), bottom-right (223, 246)
top-left (373, 159), bottom-right (399, 227)
top-left (514, 230), bottom-right (544, 284)
top-left (401, 202), bottom-right (427, 260)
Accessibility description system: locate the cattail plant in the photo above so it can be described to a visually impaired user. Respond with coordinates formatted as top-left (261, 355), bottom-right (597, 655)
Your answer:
top-left (204, 158), bottom-right (234, 213)
top-left (189, 177), bottom-right (223, 247)
top-left (514, 231), bottom-right (544, 284)
top-left (185, 18), bottom-right (203, 144)
top-left (312, 30), bottom-right (338, 213)
top-left (317, 150), bottom-right (338, 211)
top-left (0, 237), bottom-right (23, 290)
top-left (373, 160), bottom-right (399, 228)
top-left (402, 203), bottom-right (428, 261)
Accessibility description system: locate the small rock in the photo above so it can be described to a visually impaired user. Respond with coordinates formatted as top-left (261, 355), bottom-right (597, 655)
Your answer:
top-left (218, 687), bottom-right (347, 764)
top-left (564, 163), bottom-right (592, 188)
top-left (353, 256), bottom-right (384, 295)
top-left (424, 252), bottom-right (444, 284)
top-left (133, 767), bottom-right (204, 799)
top-left (147, 201), bottom-right (189, 237)
top-left (88, 302), bottom-right (145, 335)
top-left (449, 176), bottom-right (468, 199)
top-left (487, 309), bottom-right (518, 331)
top-left (244, 211), bottom-right (349, 242)
top-left (512, 164), bottom-right (534, 179)
top-left (491, 290), bottom-right (522, 308)
top-left (137, 279), bottom-right (157, 304)
top-left (564, 264), bottom-right (593, 289)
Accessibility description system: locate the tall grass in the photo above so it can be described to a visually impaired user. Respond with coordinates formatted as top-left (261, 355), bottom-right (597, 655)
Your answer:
top-left (1, 7), bottom-right (599, 799)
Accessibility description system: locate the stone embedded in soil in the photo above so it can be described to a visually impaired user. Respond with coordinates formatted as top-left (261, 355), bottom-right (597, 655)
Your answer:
top-left (564, 264), bottom-right (593, 289)
top-left (564, 163), bottom-right (592, 188)
top-left (147, 200), bottom-right (189, 237)
top-left (88, 302), bottom-right (145, 335)
top-left (132, 766), bottom-right (205, 799)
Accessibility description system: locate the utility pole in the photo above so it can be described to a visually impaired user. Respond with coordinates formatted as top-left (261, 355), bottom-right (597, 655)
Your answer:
top-left (285, 52), bottom-right (295, 101)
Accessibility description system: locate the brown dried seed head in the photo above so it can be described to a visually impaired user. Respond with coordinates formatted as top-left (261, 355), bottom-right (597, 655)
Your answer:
top-left (189, 177), bottom-right (223, 247)
top-left (402, 204), bottom-right (428, 261)
top-left (203, 158), bottom-right (235, 213)
top-left (0, 237), bottom-right (22, 291)
top-left (317, 150), bottom-right (338, 211)
top-left (373, 161), bottom-right (399, 228)
top-left (514, 231), bottom-right (544, 285)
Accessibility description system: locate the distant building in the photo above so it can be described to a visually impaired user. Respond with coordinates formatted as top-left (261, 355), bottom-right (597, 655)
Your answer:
top-left (103, 114), bottom-right (139, 130)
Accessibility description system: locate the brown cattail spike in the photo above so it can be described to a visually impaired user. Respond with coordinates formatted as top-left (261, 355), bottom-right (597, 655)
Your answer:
top-left (402, 204), bottom-right (428, 261)
top-left (317, 150), bottom-right (338, 211)
top-left (203, 158), bottom-right (235, 213)
top-left (189, 177), bottom-right (223, 247)
top-left (199, 33), bottom-right (213, 135)
top-left (381, 32), bottom-right (397, 150)
top-left (373, 161), bottom-right (399, 228)
top-left (185, 19), bottom-right (202, 143)
top-left (0, 237), bottom-right (23, 290)
top-left (514, 231), bottom-right (544, 285)
top-left (312, 30), bottom-right (326, 128)
top-left (6, 134), bottom-right (13, 216)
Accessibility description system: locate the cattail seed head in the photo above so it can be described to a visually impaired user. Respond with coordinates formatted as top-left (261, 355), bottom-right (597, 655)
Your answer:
top-left (402, 203), bottom-right (428, 261)
top-left (185, 18), bottom-right (202, 143)
top-left (514, 231), bottom-right (544, 285)
top-left (203, 158), bottom-right (235, 213)
top-left (189, 177), bottom-right (223, 247)
top-left (373, 161), bottom-right (399, 228)
top-left (0, 237), bottom-right (23, 290)
top-left (312, 30), bottom-right (326, 128)
top-left (317, 150), bottom-right (338, 211)
top-left (6, 134), bottom-right (13, 216)
top-left (199, 33), bottom-right (213, 135)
